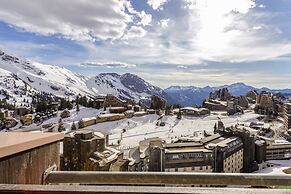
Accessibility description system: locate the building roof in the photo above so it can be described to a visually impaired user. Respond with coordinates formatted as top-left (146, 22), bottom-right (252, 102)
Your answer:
top-left (165, 141), bottom-right (211, 154)
top-left (0, 132), bottom-right (64, 158)
top-left (165, 142), bottom-right (203, 148)
top-left (98, 113), bottom-right (124, 118)
top-left (165, 148), bottom-right (211, 154)
top-left (200, 133), bottom-right (222, 144)
top-left (181, 107), bottom-right (209, 112)
top-left (181, 107), bottom-right (200, 111)
top-left (215, 136), bottom-right (241, 148)
top-left (109, 107), bottom-right (126, 110)
top-left (80, 117), bottom-right (96, 122)
top-left (91, 146), bottom-right (120, 167)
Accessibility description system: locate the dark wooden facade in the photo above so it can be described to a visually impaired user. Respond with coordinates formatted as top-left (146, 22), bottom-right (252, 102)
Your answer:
top-left (0, 142), bottom-right (60, 184)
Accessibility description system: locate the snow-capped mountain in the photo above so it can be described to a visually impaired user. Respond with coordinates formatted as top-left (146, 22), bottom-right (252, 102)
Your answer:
top-left (86, 73), bottom-right (166, 102)
top-left (216, 82), bottom-right (256, 96)
top-left (1, 49), bottom-right (290, 107)
top-left (164, 82), bottom-right (291, 106)
top-left (0, 50), bottom-right (166, 104)
top-left (0, 49), bottom-right (93, 98)
top-left (164, 86), bottom-right (214, 106)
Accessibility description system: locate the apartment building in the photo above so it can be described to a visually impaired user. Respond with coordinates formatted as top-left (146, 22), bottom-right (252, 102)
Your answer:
top-left (62, 130), bottom-right (122, 171)
top-left (266, 141), bottom-right (291, 160)
top-left (163, 133), bottom-right (244, 173)
top-left (164, 142), bottom-right (213, 172)
top-left (284, 103), bottom-right (291, 130)
top-left (214, 137), bottom-right (244, 173)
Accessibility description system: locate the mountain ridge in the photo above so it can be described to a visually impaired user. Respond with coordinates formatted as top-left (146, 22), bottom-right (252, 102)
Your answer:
top-left (0, 49), bottom-right (165, 105)
top-left (164, 82), bottom-right (291, 106)
top-left (0, 49), bottom-right (290, 107)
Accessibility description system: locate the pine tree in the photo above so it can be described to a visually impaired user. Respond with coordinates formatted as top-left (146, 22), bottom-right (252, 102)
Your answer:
top-left (58, 124), bottom-right (65, 132)
top-left (88, 98), bottom-right (92, 108)
top-left (71, 122), bottom-right (77, 131)
top-left (59, 98), bottom-right (66, 110)
top-left (58, 118), bottom-right (65, 132)
top-left (67, 100), bottom-right (73, 110)
top-left (76, 103), bottom-right (80, 112)
top-left (177, 109), bottom-right (182, 119)
top-left (76, 95), bottom-right (80, 104)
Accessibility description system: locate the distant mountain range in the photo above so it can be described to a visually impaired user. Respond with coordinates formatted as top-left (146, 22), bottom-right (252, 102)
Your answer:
top-left (0, 49), bottom-right (290, 107)
top-left (164, 83), bottom-right (291, 106)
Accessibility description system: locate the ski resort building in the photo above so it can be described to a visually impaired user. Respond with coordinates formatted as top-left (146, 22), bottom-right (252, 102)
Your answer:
top-left (284, 103), bottom-right (291, 130)
top-left (203, 99), bottom-right (227, 111)
top-left (109, 107), bottom-right (127, 114)
top-left (103, 95), bottom-right (135, 108)
top-left (180, 107), bottom-right (210, 116)
top-left (129, 132), bottom-right (247, 173)
top-left (213, 136), bottom-right (244, 173)
top-left (127, 137), bottom-right (165, 172)
top-left (164, 142), bottom-right (213, 172)
top-left (255, 91), bottom-right (274, 115)
top-left (256, 92), bottom-right (273, 108)
top-left (266, 141), bottom-right (291, 160)
top-left (246, 90), bottom-right (258, 103)
top-left (20, 114), bottom-right (33, 126)
top-left (209, 88), bottom-right (232, 101)
top-left (62, 130), bottom-right (123, 171)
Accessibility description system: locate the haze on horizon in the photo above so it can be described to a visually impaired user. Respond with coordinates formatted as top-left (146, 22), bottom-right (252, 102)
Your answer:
top-left (0, 0), bottom-right (290, 89)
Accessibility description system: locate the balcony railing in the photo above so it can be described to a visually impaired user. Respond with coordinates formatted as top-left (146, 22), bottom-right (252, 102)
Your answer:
top-left (0, 184), bottom-right (290, 194)
top-left (44, 171), bottom-right (291, 187)
top-left (0, 172), bottom-right (290, 194)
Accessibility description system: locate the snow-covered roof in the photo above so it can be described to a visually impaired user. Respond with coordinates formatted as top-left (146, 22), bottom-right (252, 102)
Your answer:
top-left (91, 146), bottom-right (120, 167)
top-left (80, 117), bottom-right (96, 122)
top-left (215, 136), bottom-right (241, 148)
top-left (166, 148), bottom-right (211, 154)
top-left (98, 113), bottom-right (124, 118)
top-left (94, 132), bottom-right (105, 139)
top-left (181, 107), bottom-right (200, 111)
top-left (109, 107), bottom-right (126, 110)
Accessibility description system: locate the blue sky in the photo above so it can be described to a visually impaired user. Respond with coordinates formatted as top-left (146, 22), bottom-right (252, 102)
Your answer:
top-left (0, 0), bottom-right (291, 89)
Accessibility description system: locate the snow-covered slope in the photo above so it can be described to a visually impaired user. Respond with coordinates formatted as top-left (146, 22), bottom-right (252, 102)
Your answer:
top-left (0, 50), bottom-right (93, 98)
top-left (86, 73), bottom-right (166, 102)
top-left (0, 50), bottom-right (166, 103)
top-left (0, 69), bottom-right (33, 107)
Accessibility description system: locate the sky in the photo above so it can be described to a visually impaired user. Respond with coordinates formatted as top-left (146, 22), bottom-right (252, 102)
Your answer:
top-left (0, 0), bottom-right (291, 89)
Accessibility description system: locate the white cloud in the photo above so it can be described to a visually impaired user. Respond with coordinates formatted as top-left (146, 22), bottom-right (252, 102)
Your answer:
top-left (138, 67), bottom-right (291, 89)
top-left (0, 0), bottom-right (150, 41)
top-left (177, 65), bottom-right (188, 69)
top-left (159, 19), bottom-right (170, 28)
top-left (2, 0), bottom-right (291, 74)
top-left (138, 11), bottom-right (152, 26)
top-left (75, 0), bottom-right (291, 67)
top-left (253, 25), bottom-right (262, 30)
top-left (147, 0), bottom-right (168, 10)
top-left (122, 26), bottom-right (147, 40)
top-left (184, 0), bottom-right (255, 13)
top-left (80, 61), bottom-right (136, 68)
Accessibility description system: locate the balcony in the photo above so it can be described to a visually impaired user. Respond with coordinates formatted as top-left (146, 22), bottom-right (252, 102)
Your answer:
top-left (0, 172), bottom-right (291, 193)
